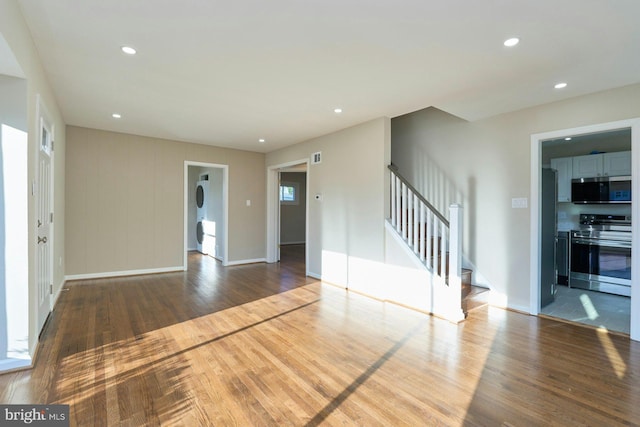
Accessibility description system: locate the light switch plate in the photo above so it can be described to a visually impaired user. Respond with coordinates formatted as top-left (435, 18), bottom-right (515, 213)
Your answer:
top-left (512, 197), bottom-right (528, 208)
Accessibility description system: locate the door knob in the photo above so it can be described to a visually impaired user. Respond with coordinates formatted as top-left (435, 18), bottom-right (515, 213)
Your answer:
top-left (38, 236), bottom-right (47, 244)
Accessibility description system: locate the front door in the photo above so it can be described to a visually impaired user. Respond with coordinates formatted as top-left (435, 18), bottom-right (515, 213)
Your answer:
top-left (36, 115), bottom-right (53, 333)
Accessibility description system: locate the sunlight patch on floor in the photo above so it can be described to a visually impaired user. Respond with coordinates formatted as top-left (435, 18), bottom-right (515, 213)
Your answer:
top-left (596, 328), bottom-right (627, 379)
top-left (579, 293), bottom-right (599, 320)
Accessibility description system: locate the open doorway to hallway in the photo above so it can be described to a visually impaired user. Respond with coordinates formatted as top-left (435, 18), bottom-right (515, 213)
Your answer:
top-left (279, 167), bottom-right (307, 269)
top-left (184, 162), bottom-right (228, 268)
top-left (267, 159), bottom-right (309, 276)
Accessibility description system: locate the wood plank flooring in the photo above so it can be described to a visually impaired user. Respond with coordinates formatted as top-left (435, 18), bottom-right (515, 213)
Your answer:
top-left (2, 246), bottom-right (640, 426)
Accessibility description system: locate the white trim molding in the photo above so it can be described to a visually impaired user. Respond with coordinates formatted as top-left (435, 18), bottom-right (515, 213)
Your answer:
top-left (225, 258), bottom-right (267, 266)
top-left (65, 266), bottom-right (184, 281)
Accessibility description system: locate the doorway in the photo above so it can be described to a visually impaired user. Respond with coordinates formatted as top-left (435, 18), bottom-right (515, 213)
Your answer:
top-left (183, 162), bottom-right (228, 268)
top-left (279, 167), bottom-right (307, 266)
top-left (266, 159), bottom-right (309, 275)
top-left (530, 118), bottom-right (640, 341)
top-left (0, 72), bottom-right (29, 371)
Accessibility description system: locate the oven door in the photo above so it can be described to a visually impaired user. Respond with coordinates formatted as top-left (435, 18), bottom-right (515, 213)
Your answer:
top-left (570, 236), bottom-right (631, 296)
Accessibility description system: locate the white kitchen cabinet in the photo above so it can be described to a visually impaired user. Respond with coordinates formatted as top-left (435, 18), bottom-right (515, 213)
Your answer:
top-left (571, 151), bottom-right (631, 179)
top-left (550, 157), bottom-right (572, 202)
top-left (572, 154), bottom-right (603, 178)
top-left (603, 151), bottom-right (631, 176)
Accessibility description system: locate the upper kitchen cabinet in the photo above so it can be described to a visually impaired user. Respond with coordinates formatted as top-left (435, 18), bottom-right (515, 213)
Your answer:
top-left (550, 157), bottom-right (572, 202)
top-left (571, 151), bottom-right (631, 178)
top-left (604, 151), bottom-right (632, 176)
top-left (572, 154), bottom-right (603, 178)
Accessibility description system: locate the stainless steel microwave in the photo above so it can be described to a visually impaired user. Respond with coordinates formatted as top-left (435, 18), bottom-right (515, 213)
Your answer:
top-left (571, 176), bottom-right (631, 204)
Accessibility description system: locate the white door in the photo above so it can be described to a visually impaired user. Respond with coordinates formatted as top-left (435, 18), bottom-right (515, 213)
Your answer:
top-left (36, 116), bottom-right (53, 333)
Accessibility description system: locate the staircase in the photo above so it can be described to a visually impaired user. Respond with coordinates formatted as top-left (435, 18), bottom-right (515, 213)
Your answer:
top-left (388, 165), bottom-right (475, 321)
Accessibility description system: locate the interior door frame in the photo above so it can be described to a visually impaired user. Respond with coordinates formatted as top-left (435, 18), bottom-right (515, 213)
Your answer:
top-left (529, 117), bottom-right (640, 341)
top-left (266, 159), bottom-right (309, 274)
top-left (35, 94), bottom-right (54, 334)
top-left (183, 161), bottom-right (229, 268)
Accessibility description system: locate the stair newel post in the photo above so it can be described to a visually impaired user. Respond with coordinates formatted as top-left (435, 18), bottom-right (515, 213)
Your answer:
top-left (448, 204), bottom-right (465, 322)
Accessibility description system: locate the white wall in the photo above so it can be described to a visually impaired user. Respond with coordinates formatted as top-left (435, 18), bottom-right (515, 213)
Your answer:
top-left (392, 83), bottom-right (640, 311)
top-left (0, 2), bottom-right (66, 361)
top-left (266, 117), bottom-right (391, 288)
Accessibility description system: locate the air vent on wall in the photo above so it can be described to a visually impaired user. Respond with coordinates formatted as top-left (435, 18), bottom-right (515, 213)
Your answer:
top-left (311, 152), bottom-right (322, 165)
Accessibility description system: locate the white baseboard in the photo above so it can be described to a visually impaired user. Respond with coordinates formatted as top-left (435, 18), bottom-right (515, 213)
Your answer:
top-left (307, 271), bottom-right (321, 280)
top-left (65, 266), bottom-right (184, 281)
top-left (0, 357), bottom-right (32, 374)
top-left (225, 258), bottom-right (267, 266)
top-left (52, 279), bottom-right (65, 307)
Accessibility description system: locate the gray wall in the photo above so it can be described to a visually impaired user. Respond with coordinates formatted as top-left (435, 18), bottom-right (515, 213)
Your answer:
top-left (0, 75), bottom-right (26, 131)
top-left (391, 83), bottom-right (640, 310)
top-left (280, 172), bottom-right (306, 244)
top-left (66, 126), bottom-right (264, 276)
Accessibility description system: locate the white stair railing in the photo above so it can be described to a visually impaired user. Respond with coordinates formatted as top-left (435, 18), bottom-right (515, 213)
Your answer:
top-left (389, 165), bottom-right (464, 321)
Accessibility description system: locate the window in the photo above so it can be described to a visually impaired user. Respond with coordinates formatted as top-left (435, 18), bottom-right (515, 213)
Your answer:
top-left (280, 182), bottom-right (299, 205)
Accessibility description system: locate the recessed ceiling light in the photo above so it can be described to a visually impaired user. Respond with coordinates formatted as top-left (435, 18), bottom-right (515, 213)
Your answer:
top-left (121, 46), bottom-right (137, 55)
top-left (503, 37), bottom-right (520, 47)
top-left (112, 113), bottom-right (121, 119)
top-left (334, 108), bottom-right (343, 114)
top-left (258, 138), bottom-right (266, 143)
top-left (554, 82), bottom-right (568, 89)
top-left (565, 137), bottom-right (572, 141)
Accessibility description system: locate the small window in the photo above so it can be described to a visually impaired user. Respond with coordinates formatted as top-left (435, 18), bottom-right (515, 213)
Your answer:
top-left (280, 182), bottom-right (299, 205)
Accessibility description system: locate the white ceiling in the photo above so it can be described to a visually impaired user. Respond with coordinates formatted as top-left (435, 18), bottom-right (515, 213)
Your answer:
top-left (14, 0), bottom-right (640, 153)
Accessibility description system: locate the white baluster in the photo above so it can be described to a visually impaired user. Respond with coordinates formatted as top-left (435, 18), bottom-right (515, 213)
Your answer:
top-left (426, 210), bottom-right (432, 270)
top-left (407, 189), bottom-right (413, 246)
top-left (419, 203), bottom-right (425, 262)
top-left (402, 183), bottom-right (408, 240)
top-left (395, 178), bottom-right (401, 233)
top-left (391, 174), bottom-right (396, 227)
top-left (440, 220), bottom-right (446, 280)
top-left (413, 194), bottom-right (419, 253)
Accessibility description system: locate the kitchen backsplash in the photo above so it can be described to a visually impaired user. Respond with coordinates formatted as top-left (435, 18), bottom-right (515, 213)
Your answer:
top-left (557, 202), bottom-right (632, 231)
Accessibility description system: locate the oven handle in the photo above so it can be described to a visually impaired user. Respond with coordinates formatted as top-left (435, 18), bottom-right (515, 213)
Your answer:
top-left (572, 238), bottom-right (632, 248)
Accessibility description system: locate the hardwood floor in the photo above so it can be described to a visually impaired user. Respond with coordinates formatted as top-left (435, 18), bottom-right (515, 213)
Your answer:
top-left (2, 249), bottom-right (640, 426)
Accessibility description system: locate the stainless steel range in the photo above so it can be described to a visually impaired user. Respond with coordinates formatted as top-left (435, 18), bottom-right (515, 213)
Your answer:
top-left (570, 214), bottom-right (631, 296)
